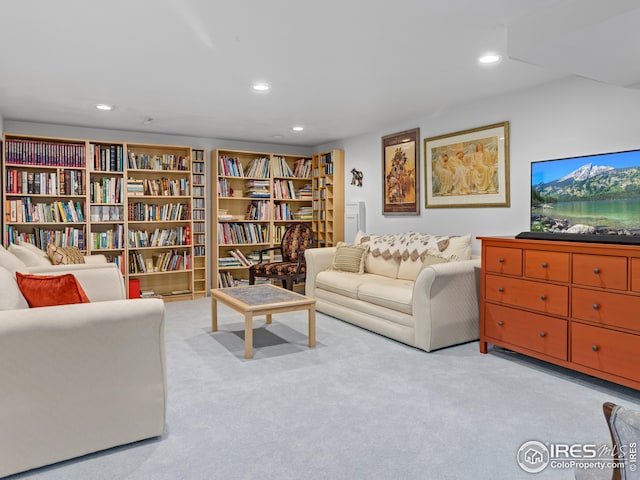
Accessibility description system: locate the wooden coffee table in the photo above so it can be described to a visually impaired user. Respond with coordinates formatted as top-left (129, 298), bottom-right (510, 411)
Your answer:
top-left (210, 284), bottom-right (316, 359)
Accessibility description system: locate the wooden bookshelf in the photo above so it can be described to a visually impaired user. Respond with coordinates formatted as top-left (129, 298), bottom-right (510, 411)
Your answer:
top-left (191, 148), bottom-right (207, 298)
top-left (312, 150), bottom-right (344, 248)
top-left (2, 134), bottom-right (205, 302)
top-left (212, 148), bottom-right (343, 288)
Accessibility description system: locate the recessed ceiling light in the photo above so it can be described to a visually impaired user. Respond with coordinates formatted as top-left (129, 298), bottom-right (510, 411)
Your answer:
top-left (252, 83), bottom-right (270, 92)
top-left (95, 104), bottom-right (113, 111)
top-left (478, 54), bottom-right (501, 65)
top-left (292, 126), bottom-right (304, 132)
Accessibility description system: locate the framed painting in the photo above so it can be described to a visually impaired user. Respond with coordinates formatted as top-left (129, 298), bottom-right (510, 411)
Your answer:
top-left (382, 127), bottom-right (420, 215)
top-left (424, 121), bottom-right (510, 208)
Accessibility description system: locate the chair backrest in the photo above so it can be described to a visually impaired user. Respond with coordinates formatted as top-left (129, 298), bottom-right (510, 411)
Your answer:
top-left (603, 402), bottom-right (640, 480)
top-left (281, 223), bottom-right (315, 262)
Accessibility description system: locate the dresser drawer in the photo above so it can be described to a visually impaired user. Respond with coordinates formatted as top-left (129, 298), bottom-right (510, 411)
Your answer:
top-left (485, 274), bottom-right (568, 316)
top-left (525, 249), bottom-right (570, 282)
top-left (571, 322), bottom-right (640, 383)
top-left (631, 258), bottom-right (640, 293)
top-left (485, 246), bottom-right (522, 276)
top-left (484, 303), bottom-right (567, 359)
top-left (572, 254), bottom-right (627, 290)
top-left (572, 288), bottom-right (640, 332)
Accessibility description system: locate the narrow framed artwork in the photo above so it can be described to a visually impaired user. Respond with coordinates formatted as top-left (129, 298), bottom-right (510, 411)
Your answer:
top-left (382, 127), bottom-right (420, 215)
top-left (424, 121), bottom-right (510, 208)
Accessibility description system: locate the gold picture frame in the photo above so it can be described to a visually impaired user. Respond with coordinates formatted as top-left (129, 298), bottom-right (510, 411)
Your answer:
top-left (424, 121), bottom-right (510, 208)
top-left (382, 128), bottom-right (420, 215)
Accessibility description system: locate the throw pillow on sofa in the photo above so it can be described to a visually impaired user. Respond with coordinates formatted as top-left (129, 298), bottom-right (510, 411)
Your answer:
top-left (16, 272), bottom-right (91, 308)
top-left (46, 244), bottom-right (85, 265)
top-left (329, 242), bottom-right (369, 274)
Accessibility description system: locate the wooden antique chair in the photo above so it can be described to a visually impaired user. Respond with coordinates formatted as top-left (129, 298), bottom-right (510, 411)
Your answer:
top-left (248, 223), bottom-right (315, 290)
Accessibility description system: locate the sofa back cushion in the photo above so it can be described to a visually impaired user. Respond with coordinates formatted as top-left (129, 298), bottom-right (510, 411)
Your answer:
top-left (358, 232), bottom-right (472, 281)
top-left (0, 247), bottom-right (28, 277)
top-left (0, 267), bottom-right (29, 310)
top-left (8, 243), bottom-right (51, 267)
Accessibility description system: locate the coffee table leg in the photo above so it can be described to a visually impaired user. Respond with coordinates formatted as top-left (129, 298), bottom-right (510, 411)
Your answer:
top-left (211, 297), bottom-right (218, 332)
top-left (266, 313), bottom-right (272, 325)
top-left (308, 305), bottom-right (316, 348)
top-left (244, 313), bottom-right (253, 359)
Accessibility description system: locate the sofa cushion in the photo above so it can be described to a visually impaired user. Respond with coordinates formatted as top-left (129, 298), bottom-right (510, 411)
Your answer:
top-left (329, 242), bottom-right (368, 273)
top-left (8, 243), bottom-right (51, 267)
top-left (0, 247), bottom-right (28, 277)
top-left (16, 273), bottom-right (91, 308)
top-left (397, 255), bottom-right (448, 281)
top-left (46, 244), bottom-right (85, 265)
top-left (357, 276), bottom-right (414, 315)
top-left (0, 267), bottom-right (29, 311)
top-left (315, 270), bottom-right (367, 298)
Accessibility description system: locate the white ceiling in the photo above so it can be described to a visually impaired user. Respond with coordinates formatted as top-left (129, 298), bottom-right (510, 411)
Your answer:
top-left (0, 0), bottom-right (638, 147)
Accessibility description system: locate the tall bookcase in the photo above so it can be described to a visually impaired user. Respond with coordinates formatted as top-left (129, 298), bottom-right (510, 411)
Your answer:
top-left (2, 133), bottom-right (205, 302)
top-left (312, 150), bottom-right (344, 248)
top-left (191, 148), bottom-right (207, 297)
top-left (212, 148), bottom-right (343, 288)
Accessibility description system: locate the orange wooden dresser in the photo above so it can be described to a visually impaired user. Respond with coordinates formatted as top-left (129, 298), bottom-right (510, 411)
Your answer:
top-left (479, 236), bottom-right (640, 390)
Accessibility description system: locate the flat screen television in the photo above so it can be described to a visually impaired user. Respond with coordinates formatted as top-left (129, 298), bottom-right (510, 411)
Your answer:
top-left (530, 148), bottom-right (640, 236)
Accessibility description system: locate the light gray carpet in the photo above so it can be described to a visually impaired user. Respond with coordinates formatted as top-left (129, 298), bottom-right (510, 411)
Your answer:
top-left (9, 298), bottom-right (640, 480)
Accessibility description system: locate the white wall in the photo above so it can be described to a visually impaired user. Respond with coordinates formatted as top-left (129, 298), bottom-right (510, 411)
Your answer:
top-left (318, 76), bottom-right (640, 253)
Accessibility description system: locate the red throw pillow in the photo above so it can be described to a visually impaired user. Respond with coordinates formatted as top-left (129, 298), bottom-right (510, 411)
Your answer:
top-left (16, 272), bottom-right (91, 308)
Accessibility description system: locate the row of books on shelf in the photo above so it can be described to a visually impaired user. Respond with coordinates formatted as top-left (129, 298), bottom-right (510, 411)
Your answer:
top-left (127, 177), bottom-right (190, 196)
top-left (127, 152), bottom-right (189, 171)
top-left (217, 222), bottom-right (268, 244)
top-left (90, 205), bottom-right (123, 222)
top-left (5, 169), bottom-right (84, 196)
top-left (217, 272), bottom-right (270, 288)
top-left (192, 198), bottom-right (205, 209)
top-left (128, 249), bottom-right (192, 273)
top-left (192, 185), bottom-right (205, 196)
top-left (273, 203), bottom-right (312, 221)
top-left (192, 152), bottom-right (204, 172)
top-left (90, 225), bottom-right (125, 249)
top-left (128, 226), bottom-right (191, 248)
top-left (244, 157), bottom-right (270, 178)
top-left (272, 156), bottom-right (312, 178)
top-left (193, 245), bottom-right (206, 256)
top-left (218, 155), bottom-right (245, 177)
top-left (90, 144), bottom-right (124, 172)
top-left (4, 138), bottom-right (86, 167)
top-left (193, 233), bottom-right (205, 245)
top-left (5, 226), bottom-right (85, 251)
top-left (6, 198), bottom-right (85, 223)
top-left (192, 210), bottom-right (205, 220)
top-left (90, 177), bottom-right (123, 204)
top-left (127, 202), bottom-right (189, 222)
top-left (246, 200), bottom-right (269, 220)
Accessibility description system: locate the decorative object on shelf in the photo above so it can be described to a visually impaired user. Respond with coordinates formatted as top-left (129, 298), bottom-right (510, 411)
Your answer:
top-left (381, 128), bottom-right (420, 215)
top-left (350, 168), bottom-right (363, 187)
top-left (424, 121), bottom-right (510, 208)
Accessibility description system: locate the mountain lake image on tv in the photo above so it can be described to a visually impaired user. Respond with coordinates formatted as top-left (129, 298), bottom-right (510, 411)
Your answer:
top-left (531, 148), bottom-right (640, 235)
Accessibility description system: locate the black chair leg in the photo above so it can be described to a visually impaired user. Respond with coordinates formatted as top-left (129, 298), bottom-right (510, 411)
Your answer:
top-left (249, 270), bottom-right (255, 285)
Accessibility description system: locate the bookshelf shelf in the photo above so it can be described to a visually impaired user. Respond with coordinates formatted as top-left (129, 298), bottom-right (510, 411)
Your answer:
top-left (3, 134), bottom-right (206, 301)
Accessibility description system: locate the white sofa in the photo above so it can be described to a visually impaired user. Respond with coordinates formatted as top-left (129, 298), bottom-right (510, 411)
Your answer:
top-left (0, 247), bottom-right (167, 478)
top-left (305, 232), bottom-right (480, 352)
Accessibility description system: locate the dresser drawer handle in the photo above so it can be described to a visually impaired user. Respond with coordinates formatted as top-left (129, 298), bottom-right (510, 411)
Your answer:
top-left (497, 321), bottom-right (504, 326)
top-left (592, 304), bottom-right (600, 310)
top-left (541, 262), bottom-right (548, 268)
top-left (539, 332), bottom-right (546, 338)
top-left (592, 345), bottom-right (599, 352)
top-left (498, 287), bottom-right (504, 293)
top-left (498, 258), bottom-right (505, 263)
top-left (540, 295), bottom-right (547, 301)
top-left (593, 268), bottom-right (600, 274)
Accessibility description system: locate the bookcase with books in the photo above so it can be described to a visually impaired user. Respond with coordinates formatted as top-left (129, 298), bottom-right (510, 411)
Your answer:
top-left (2, 134), bottom-right (205, 301)
top-left (88, 141), bottom-right (126, 273)
top-left (125, 143), bottom-right (194, 301)
top-left (312, 150), bottom-right (344, 248)
top-left (191, 148), bottom-right (207, 297)
top-left (212, 148), bottom-right (343, 288)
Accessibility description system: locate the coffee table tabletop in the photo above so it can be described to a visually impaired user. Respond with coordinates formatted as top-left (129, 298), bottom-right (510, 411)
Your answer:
top-left (210, 284), bottom-right (316, 359)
